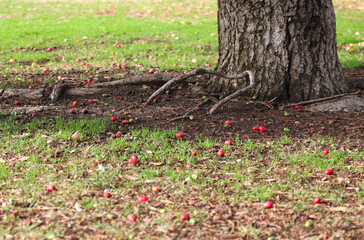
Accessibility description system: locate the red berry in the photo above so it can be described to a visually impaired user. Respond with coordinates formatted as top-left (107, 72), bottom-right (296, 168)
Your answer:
top-left (186, 164), bottom-right (192, 169)
top-left (323, 148), bottom-right (329, 155)
top-left (259, 126), bottom-right (266, 133)
top-left (91, 161), bottom-right (98, 167)
top-left (313, 197), bottom-right (321, 204)
top-left (47, 47), bottom-right (52, 51)
top-left (218, 150), bottom-right (225, 157)
top-left (130, 155), bottom-right (138, 160)
top-left (176, 132), bottom-right (184, 138)
top-left (294, 105), bottom-right (302, 110)
top-left (263, 201), bottom-right (273, 209)
top-left (10, 212), bottom-right (19, 218)
top-left (192, 150), bottom-right (199, 156)
top-left (69, 109), bottom-right (76, 114)
top-left (46, 184), bottom-right (56, 192)
top-left (325, 169), bottom-right (334, 175)
top-left (128, 158), bottom-right (138, 164)
top-left (88, 99), bottom-right (95, 103)
top-left (225, 120), bottom-right (232, 125)
top-left (122, 120), bottom-right (129, 124)
top-left (138, 196), bottom-right (148, 203)
top-left (152, 186), bottom-right (160, 192)
top-left (115, 132), bottom-right (122, 138)
top-left (103, 192), bottom-right (112, 198)
top-left (224, 140), bottom-right (232, 146)
top-left (72, 101), bottom-right (78, 107)
top-left (181, 213), bottom-right (190, 221)
top-left (110, 117), bottom-right (118, 122)
top-left (126, 215), bottom-right (136, 222)
top-left (252, 126), bottom-right (259, 131)
top-left (15, 101), bottom-right (20, 105)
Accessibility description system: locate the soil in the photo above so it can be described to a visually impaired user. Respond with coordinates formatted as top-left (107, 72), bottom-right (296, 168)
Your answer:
top-left (1, 69), bottom-right (363, 144)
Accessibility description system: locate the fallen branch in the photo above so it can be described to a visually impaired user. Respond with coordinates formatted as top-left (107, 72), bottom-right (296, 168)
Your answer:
top-left (209, 70), bottom-right (255, 114)
top-left (170, 98), bottom-right (211, 122)
top-left (90, 72), bottom-right (179, 88)
top-left (281, 90), bottom-right (361, 108)
top-left (145, 68), bottom-right (254, 107)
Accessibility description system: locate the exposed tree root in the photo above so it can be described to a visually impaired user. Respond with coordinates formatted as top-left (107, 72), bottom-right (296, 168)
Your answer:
top-left (145, 68), bottom-right (255, 114)
top-left (281, 90), bottom-right (361, 108)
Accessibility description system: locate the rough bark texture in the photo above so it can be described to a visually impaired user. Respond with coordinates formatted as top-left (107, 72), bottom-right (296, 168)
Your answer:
top-left (209, 0), bottom-right (348, 102)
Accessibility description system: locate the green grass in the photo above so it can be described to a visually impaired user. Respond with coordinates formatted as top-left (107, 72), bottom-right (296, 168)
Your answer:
top-left (0, 116), bottom-right (362, 238)
top-left (0, 0), bottom-right (362, 79)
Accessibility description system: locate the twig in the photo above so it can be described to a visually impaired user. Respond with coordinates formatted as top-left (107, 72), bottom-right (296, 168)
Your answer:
top-left (281, 90), bottom-right (361, 108)
top-left (209, 70), bottom-right (255, 114)
top-left (145, 68), bottom-right (254, 106)
top-left (170, 98), bottom-right (211, 122)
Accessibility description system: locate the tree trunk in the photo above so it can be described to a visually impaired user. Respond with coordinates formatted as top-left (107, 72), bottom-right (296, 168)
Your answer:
top-left (209, 0), bottom-right (348, 102)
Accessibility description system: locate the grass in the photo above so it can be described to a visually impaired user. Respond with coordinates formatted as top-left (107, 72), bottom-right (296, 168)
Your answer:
top-left (0, 0), bottom-right (362, 79)
top-left (0, 115), bottom-right (363, 239)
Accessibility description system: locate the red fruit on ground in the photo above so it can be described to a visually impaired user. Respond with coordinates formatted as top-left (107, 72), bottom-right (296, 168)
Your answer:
top-left (313, 197), bottom-right (321, 204)
top-left (259, 126), bottom-right (266, 133)
top-left (46, 184), bottom-right (56, 192)
top-left (10, 212), bottom-right (19, 218)
top-left (22, 220), bottom-right (33, 226)
top-left (225, 140), bottom-right (232, 146)
top-left (91, 161), bottom-right (98, 167)
top-left (205, 63), bottom-right (211, 67)
top-left (126, 215), bottom-right (137, 222)
top-left (89, 56), bottom-right (93, 59)
top-left (72, 133), bottom-right (80, 139)
top-left (128, 158), bottom-right (138, 165)
top-left (110, 116), bottom-right (118, 122)
top-left (263, 201), bottom-right (273, 209)
top-left (43, 67), bottom-right (50, 72)
top-left (15, 101), bottom-right (20, 105)
top-left (186, 164), bottom-right (192, 169)
top-left (181, 213), bottom-right (190, 221)
top-left (130, 155), bottom-right (138, 160)
top-left (225, 120), bottom-right (232, 125)
top-left (69, 109), bottom-right (76, 114)
top-left (72, 101), bottom-right (78, 107)
top-left (192, 150), bottom-right (199, 156)
top-left (218, 150), bottom-right (225, 157)
top-left (47, 47), bottom-right (52, 51)
top-left (138, 196), bottom-right (148, 203)
top-left (152, 186), bottom-right (160, 192)
top-left (252, 126), bottom-right (259, 131)
top-left (294, 105), bottom-right (302, 110)
top-left (122, 120), bottom-right (129, 124)
top-left (103, 192), bottom-right (112, 198)
top-left (197, 45), bottom-right (202, 49)
top-left (325, 169), bottom-right (334, 175)
top-left (115, 132), bottom-right (122, 138)
top-left (323, 148), bottom-right (329, 155)
top-left (176, 132), bottom-right (184, 138)
top-left (88, 99), bottom-right (95, 103)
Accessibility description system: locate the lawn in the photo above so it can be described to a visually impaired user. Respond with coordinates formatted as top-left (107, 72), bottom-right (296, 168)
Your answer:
top-left (0, 1), bottom-right (363, 239)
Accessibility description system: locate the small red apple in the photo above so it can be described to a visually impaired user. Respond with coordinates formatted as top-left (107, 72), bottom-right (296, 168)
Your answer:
top-left (205, 63), bottom-right (211, 67)
top-left (111, 117), bottom-right (118, 122)
top-left (294, 105), bottom-right (302, 110)
top-left (89, 56), bottom-right (93, 59)
top-left (46, 184), bottom-right (56, 192)
top-left (138, 196), bottom-right (148, 203)
top-left (43, 67), bottom-right (50, 72)
top-left (10, 212), bottom-right (19, 218)
top-left (218, 150), bottom-right (225, 157)
top-left (181, 213), bottom-right (190, 221)
top-left (259, 126), bottom-right (266, 133)
top-left (192, 150), bottom-right (199, 156)
top-left (15, 101), bottom-right (21, 105)
top-left (126, 215), bottom-right (136, 222)
top-left (252, 126), bottom-right (259, 131)
top-left (72, 101), bottom-right (78, 107)
top-left (152, 186), bottom-right (160, 192)
top-left (323, 148), bottom-right (329, 155)
top-left (313, 197), bottom-right (321, 204)
top-left (103, 192), bottom-right (112, 198)
top-left (225, 140), bottom-right (232, 146)
top-left (325, 169), bottom-right (334, 175)
top-left (47, 47), bottom-right (52, 52)
top-left (122, 120), bottom-right (129, 124)
top-left (263, 201), bottom-right (273, 209)
top-left (128, 158), bottom-right (138, 164)
top-left (176, 132), bottom-right (184, 138)
top-left (130, 155), bottom-right (138, 160)
top-left (225, 120), bottom-right (232, 125)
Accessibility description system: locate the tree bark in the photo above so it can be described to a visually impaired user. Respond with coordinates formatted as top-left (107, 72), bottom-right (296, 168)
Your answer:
top-left (209, 0), bottom-right (348, 102)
